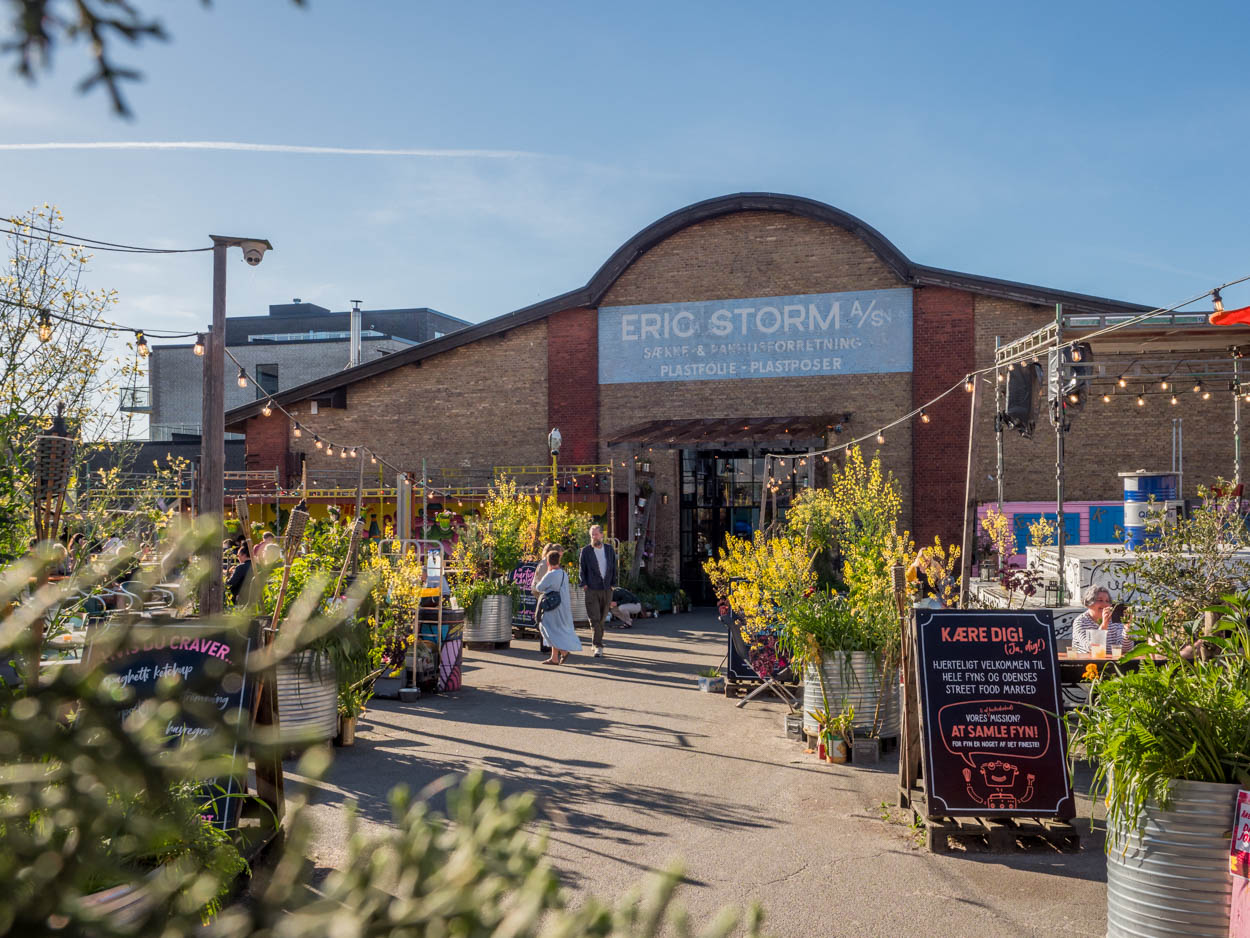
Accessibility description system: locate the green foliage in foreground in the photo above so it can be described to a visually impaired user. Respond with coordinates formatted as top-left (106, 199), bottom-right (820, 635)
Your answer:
top-left (1, 522), bottom-right (767, 936)
top-left (1075, 593), bottom-right (1250, 846)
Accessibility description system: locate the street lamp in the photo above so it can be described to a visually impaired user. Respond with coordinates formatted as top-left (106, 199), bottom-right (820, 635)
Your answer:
top-left (199, 234), bottom-right (273, 615)
top-left (548, 428), bottom-right (562, 495)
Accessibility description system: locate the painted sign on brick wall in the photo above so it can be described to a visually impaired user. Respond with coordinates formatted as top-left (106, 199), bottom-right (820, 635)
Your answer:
top-left (598, 287), bottom-right (912, 384)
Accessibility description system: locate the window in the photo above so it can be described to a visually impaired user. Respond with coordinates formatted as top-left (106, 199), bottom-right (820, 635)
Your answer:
top-left (256, 363), bottom-right (279, 398)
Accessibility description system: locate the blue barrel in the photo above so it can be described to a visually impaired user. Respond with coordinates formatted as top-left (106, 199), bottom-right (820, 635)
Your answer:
top-left (1120, 471), bottom-right (1179, 549)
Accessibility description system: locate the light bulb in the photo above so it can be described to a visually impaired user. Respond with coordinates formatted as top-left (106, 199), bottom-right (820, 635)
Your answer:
top-left (1193, 381), bottom-right (1202, 394)
top-left (135, 331), bottom-right (149, 358)
top-left (193, 333), bottom-right (205, 356)
top-left (1117, 376), bottom-right (1127, 388)
top-left (1203, 390), bottom-right (1211, 400)
top-left (293, 424), bottom-right (302, 438)
top-left (370, 454), bottom-right (377, 464)
top-left (876, 431), bottom-right (885, 445)
top-left (236, 367), bottom-right (247, 388)
top-left (350, 447), bottom-right (357, 458)
top-left (37, 311), bottom-right (52, 343)
top-left (1170, 395), bottom-right (1178, 405)
top-left (326, 444), bottom-right (335, 456)
top-left (340, 446), bottom-right (348, 458)
top-left (1214, 289), bottom-right (1224, 314)
top-left (997, 373), bottom-right (1005, 383)
top-left (1160, 380), bottom-right (1169, 391)
top-left (920, 410), bottom-right (930, 423)
top-left (261, 400), bottom-right (272, 417)
top-left (314, 436), bottom-right (323, 449)
top-left (1071, 346), bottom-right (1082, 362)
top-left (964, 376), bottom-right (974, 393)
top-left (1068, 392), bottom-right (1080, 404)
top-left (1102, 393), bottom-right (1111, 403)
top-left (1136, 394), bottom-right (1146, 407)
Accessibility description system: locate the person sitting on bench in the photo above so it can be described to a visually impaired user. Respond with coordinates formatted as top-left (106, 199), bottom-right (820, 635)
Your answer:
top-left (609, 587), bottom-right (642, 627)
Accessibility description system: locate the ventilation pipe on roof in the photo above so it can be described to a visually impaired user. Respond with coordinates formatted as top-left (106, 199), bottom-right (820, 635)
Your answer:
top-left (348, 300), bottom-right (362, 368)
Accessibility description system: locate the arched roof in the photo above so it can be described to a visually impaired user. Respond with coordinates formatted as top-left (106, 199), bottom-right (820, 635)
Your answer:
top-left (582, 192), bottom-right (914, 302)
top-left (226, 192), bottom-right (1153, 426)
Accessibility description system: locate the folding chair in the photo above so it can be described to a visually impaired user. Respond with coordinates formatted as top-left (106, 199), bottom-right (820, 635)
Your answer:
top-left (722, 608), bottom-right (799, 710)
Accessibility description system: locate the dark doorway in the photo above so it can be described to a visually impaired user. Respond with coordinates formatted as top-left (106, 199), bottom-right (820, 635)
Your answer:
top-left (679, 449), bottom-right (806, 604)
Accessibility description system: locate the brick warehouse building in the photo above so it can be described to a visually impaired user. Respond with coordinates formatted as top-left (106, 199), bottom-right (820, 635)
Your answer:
top-left (225, 193), bottom-right (1246, 601)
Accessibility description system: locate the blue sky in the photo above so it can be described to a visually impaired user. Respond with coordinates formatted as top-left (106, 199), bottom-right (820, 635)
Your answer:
top-left (2, 0), bottom-right (1248, 339)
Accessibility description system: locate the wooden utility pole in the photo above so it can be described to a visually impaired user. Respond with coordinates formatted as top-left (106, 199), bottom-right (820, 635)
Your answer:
top-left (959, 375), bottom-right (981, 608)
top-left (198, 240), bottom-right (228, 615)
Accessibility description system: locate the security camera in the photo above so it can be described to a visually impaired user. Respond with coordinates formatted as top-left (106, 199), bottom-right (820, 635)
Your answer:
top-left (240, 240), bottom-right (268, 266)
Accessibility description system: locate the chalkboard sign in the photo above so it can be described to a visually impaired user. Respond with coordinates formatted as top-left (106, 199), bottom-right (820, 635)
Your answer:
top-left (510, 562), bottom-right (539, 630)
top-left (914, 609), bottom-right (1073, 819)
top-left (87, 623), bottom-right (257, 830)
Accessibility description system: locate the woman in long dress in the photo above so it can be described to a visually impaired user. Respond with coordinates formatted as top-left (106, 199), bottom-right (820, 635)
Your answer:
top-left (535, 548), bottom-right (581, 664)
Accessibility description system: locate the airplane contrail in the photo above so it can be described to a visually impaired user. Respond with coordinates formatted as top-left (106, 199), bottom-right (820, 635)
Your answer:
top-left (0, 141), bottom-right (536, 157)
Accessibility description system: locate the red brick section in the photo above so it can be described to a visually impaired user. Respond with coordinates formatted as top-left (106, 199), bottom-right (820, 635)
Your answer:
top-left (547, 307), bottom-right (599, 466)
top-left (912, 286), bottom-right (976, 548)
top-left (244, 412), bottom-right (290, 481)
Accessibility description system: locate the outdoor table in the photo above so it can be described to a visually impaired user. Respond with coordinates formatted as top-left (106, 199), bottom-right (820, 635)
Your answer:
top-left (1055, 651), bottom-right (1138, 684)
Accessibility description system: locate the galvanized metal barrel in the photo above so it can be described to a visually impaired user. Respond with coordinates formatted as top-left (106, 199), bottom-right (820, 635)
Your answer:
top-left (1106, 778), bottom-right (1239, 937)
top-left (275, 651), bottom-right (337, 745)
top-left (465, 594), bottom-right (512, 643)
top-left (570, 585), bottom-right (589, 625)
top-left (802, 653), bottom-right (900, 739)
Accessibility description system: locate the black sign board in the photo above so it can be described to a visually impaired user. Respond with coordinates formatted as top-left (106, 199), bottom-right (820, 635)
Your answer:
top-left (510, 562), bottom-right (538, 630)
top-left (914, 609), bottom-right (1073, 819)
top-left (87, 623), bottom-right (257, 830)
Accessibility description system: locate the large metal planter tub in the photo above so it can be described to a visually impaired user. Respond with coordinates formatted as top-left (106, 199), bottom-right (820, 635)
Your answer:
top-left (464, 594), bottom-right (513, 643)
top-left (1106, 778), bottom-right (1240, 938)
top-left (801, 652), bottom-right (900, 739)
top-left (274, 650), bottom-right (338, 746)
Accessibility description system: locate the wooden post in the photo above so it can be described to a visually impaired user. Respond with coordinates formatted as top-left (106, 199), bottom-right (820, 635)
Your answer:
top-left (626, 450), bottom-right (637, 554)
top-left (959, 376), bottom-right (981, 608)
top-left (198, 240), bottom-right (228, 615)
top-left (894, 566), bottom-right (921, 806)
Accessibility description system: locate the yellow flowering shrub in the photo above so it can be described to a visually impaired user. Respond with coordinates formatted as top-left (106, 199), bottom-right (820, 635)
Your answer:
top-left (1028, 515), bottom-right (1056, 548)
top-left (980, 507), bottom-right (1014, 558)
top-left (703, 531), bottom-right (814, 638)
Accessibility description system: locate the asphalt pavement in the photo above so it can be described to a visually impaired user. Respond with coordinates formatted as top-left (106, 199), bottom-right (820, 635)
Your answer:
top-left (289, 609), bottom-right (1108, 937)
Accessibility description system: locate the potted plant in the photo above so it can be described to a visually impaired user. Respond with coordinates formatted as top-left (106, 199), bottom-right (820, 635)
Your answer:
top-left (826, 705), bottom-right (854, 763)
top-left (979, 507), bottom-right (1013, 580)
top-left (637, 480), bottom-right (653, 508)
top-left (454, 575), bottom-right (521, 644)
top-left (1075, 595), bottom-right (1250, 936)
top-left (696, 666), bottom-right (725, 694)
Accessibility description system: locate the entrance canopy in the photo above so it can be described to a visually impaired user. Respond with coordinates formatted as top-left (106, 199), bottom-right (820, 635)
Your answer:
top-left (605, 415), bottom-right (845, 450)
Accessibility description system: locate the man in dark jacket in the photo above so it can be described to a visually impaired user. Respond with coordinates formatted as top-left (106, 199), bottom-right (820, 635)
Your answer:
top-left (226, 542), bottom-right (253, 604)
top-left (578, 524), bottom-right (616, 657)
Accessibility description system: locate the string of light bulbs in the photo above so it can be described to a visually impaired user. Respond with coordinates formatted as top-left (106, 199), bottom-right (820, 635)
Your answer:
top-left (759, 274), bottom-right (1250, 490)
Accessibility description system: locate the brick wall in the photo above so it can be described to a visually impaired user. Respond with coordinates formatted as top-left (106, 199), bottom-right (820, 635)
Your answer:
top-left (912, 287), bottom-right (976, 546)
top-left (597, 210), bottom-right (915, 578)
top-left (971, 298), bottom-right (1236, 505)
top-left (546, 307), bottom-right (599, 465)
top-left (275, 322), bottom-right (551, 481)
top-left (243, 411), bottom-right (291, 478)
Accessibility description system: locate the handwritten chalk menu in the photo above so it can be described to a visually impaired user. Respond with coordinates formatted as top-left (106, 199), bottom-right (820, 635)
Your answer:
top-left (511, 562), bottom-right (538, 630)
top-left (87, 624), bottom-right (256, 830)
top-left (914, 609), bottom-right (1074, 818)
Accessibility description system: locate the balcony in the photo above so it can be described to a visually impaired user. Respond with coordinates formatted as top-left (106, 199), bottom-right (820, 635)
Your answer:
top-left (120, 386), bottom-right (151, 413)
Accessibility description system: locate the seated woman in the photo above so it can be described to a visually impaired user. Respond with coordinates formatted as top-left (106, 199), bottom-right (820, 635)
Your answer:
top-left (1071, 586), bottom-right (1133, 654)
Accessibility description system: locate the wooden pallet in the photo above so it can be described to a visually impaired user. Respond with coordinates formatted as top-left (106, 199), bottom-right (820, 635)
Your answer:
top-left (918, 812), bottom-right (1080, 853)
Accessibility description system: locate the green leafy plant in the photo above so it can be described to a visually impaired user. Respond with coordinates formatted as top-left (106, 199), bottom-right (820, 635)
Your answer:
top-left (0, 525), bottom-right (770, 936)
top-left (451, 574), bottom-right (522, 621)
top-left (697, 666), bottom-right (721, 678)
top-left (1075, 593), bottom-right (1250, 845)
